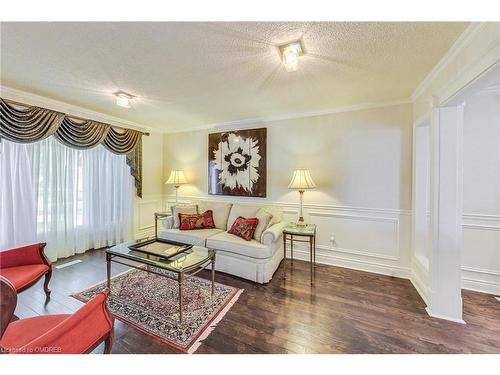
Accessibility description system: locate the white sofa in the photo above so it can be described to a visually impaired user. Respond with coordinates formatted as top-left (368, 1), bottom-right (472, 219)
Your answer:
top-left (157, 201), bottom-right (286, 283)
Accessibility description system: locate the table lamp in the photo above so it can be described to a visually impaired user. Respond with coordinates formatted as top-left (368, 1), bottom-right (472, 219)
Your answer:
top-left (165, 170), bottom-right (188, 204)
top-left (288, 169), bottom-right (316, 226)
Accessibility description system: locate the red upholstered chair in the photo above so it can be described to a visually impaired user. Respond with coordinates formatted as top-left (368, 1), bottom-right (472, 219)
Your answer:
top-left (0, 243), bottom-right (52, 299)
top-left (0, 276), bottom-right (114, 354)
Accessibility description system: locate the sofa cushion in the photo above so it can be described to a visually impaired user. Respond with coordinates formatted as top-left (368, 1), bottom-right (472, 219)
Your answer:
top-left (171, 204), bottom-right (198, 229)
top-left (227, 204), bottom-right (261, 230)
top-left (158, 228), bottom-right (223, 246)
top-left (196, 201), bottom-right (232, 230)
top-left (206, 231), bottom-right (273, 259)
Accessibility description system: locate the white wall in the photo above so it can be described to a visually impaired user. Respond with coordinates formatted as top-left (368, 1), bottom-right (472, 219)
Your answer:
top-left (462, 91), bottom-right (500, 294)
top-left (163, 103), bottom-right (413, 278)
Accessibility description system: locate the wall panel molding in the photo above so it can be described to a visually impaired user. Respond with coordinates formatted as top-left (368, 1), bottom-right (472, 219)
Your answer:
top-left (166, 194), bottom-right (411, 279)
top-left (166, 194), bottom-right (411, 216)
top-left (461, 214), bottom-right (500, 294)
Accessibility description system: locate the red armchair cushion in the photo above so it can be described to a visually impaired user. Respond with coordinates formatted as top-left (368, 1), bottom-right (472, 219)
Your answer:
top-left (0, 314), bottom-right (68, 353)
top-left (0, 244), bottom-right (46, 268)
top-left (0, 292), bottom-right (113, 354)
top-left (0, 264), bottom-right (50, 291)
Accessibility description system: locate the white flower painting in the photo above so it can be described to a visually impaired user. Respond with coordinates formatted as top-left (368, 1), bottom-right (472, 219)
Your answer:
top-left (208, 128), bottom-right (266, 197)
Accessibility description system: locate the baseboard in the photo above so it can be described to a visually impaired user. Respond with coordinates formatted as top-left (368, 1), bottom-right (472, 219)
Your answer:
top-left (462, 277), bottom-right (500, 295)
top-left (409, 256), bottom-right (430, 304)
top-left (461, 266), bottom-right (500, 295)
top-left (410, 274), bottom-right (429, 305)
top-left (425, 307), bottom-right (466, 325)
top-left (286, 247), bottom-right (410, 279)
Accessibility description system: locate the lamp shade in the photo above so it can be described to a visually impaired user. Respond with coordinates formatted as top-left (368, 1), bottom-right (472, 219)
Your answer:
top-left (288, 169), bottom-right (316, 190)
top-left (165, 170), bottom-right (188, 186)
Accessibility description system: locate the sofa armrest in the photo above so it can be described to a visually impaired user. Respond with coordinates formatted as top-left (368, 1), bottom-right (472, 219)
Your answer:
top-left (0, 243), bottom-right (50, 269)
top-left (162, 216), bottom-right (174, 230)
top-left (261, 221), bottom-right (287, 245)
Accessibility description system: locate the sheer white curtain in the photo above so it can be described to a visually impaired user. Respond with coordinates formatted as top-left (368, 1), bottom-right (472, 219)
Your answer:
top-left (32, 137), bottom-right (134, 261)
top-left (0, 140), bottom-right (37, 250)
top-left (0, 137), bottom-right (134, 261)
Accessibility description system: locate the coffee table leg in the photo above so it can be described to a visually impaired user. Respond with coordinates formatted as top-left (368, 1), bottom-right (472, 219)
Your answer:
top-left (211, 256), bottom-right (215, 296)
top-left (106, 253), bottom-right (111, 290)
top-left (178, 273), bottom-right (183, 323)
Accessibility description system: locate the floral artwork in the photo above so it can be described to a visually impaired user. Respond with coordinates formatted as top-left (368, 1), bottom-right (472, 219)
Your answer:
top-left (208, 128), bottom-right (266, 197)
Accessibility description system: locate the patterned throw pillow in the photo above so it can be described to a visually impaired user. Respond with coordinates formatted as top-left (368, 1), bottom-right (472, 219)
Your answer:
top-left (171, 204), bottom-right (198, 228)
top-left (179, 210), bottom-right (216, 231)
top-left (228, 216), bottom-right (259, 241)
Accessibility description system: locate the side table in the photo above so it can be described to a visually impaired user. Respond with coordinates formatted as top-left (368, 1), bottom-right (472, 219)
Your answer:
top-left (154, 212), bottom-right (171, 238)
top-left (282, 223), bottom-right (317, 285)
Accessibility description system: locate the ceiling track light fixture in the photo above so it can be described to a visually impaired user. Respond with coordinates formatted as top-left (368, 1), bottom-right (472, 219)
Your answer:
top-left (277, 39), bottom-right (306, 72)
top-left (114, 91), bottom-right (135, 108)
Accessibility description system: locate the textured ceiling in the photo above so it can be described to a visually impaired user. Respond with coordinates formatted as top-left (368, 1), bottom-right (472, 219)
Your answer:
top-left (0, 22), bottom-right (469, 132)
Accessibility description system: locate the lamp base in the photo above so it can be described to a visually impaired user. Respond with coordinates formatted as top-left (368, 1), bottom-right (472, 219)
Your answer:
top-left (296, 216), bottom-right (306, 226)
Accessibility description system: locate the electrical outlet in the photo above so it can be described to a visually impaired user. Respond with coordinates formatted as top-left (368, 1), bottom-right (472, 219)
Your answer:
top-left (329, 233), bottom-right (335, 244)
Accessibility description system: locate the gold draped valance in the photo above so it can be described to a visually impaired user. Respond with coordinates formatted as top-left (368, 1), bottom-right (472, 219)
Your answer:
top-left (0, 98), bottom-right (145, 197)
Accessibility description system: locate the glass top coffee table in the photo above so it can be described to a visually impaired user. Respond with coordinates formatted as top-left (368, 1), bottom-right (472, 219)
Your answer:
top-left (106, 239), bottom-right (216, 322)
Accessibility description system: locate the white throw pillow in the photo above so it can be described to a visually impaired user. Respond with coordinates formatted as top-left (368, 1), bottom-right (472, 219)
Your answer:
top-left (262, 206), bottom-right (283, 226)
top-left (171, 204), bottom-right (198, 229)
top-left (253, 208), bottom-right (273, 242)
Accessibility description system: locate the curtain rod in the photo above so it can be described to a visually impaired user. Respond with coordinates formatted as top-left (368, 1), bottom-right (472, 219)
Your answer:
top-left (2, 97), bottom-right (150, 136)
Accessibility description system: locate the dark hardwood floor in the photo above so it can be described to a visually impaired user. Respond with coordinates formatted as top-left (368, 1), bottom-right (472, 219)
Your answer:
top-left (14, 249), bottom-right (500, 354)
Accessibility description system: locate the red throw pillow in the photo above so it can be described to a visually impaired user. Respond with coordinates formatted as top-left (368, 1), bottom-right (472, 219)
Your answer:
top-left (179, 210), bottom-right (215, 230)
top-left (228, 216), bottom-right (259, 241)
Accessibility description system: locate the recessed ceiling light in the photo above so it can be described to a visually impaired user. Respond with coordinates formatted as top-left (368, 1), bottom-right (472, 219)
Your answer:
top-left (278, 40), bottom-right (305, 72)
top-left (114, 91), bottom-right (134, 108)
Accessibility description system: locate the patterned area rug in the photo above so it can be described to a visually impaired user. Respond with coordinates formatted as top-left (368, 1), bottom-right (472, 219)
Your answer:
top-left (72, 267), bottom-right (243, 353)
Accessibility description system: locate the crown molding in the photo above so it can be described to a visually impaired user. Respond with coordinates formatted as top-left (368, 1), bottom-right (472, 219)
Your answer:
top-left (0, 85), bottom-right (160, 134)
top-left (166, 97), bottom-right (412, 134)
top-left (411, 23), bottom-right (485, 102)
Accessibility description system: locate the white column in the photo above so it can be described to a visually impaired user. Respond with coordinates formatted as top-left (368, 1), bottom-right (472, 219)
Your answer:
top-left (426, 104), bottom-right (465, 323)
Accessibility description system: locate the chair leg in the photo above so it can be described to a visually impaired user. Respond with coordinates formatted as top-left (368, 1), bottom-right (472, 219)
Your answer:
top-left (104, 330), bottom-right (114, 354)
top-left (43, 270), bottom-right (52, 299)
